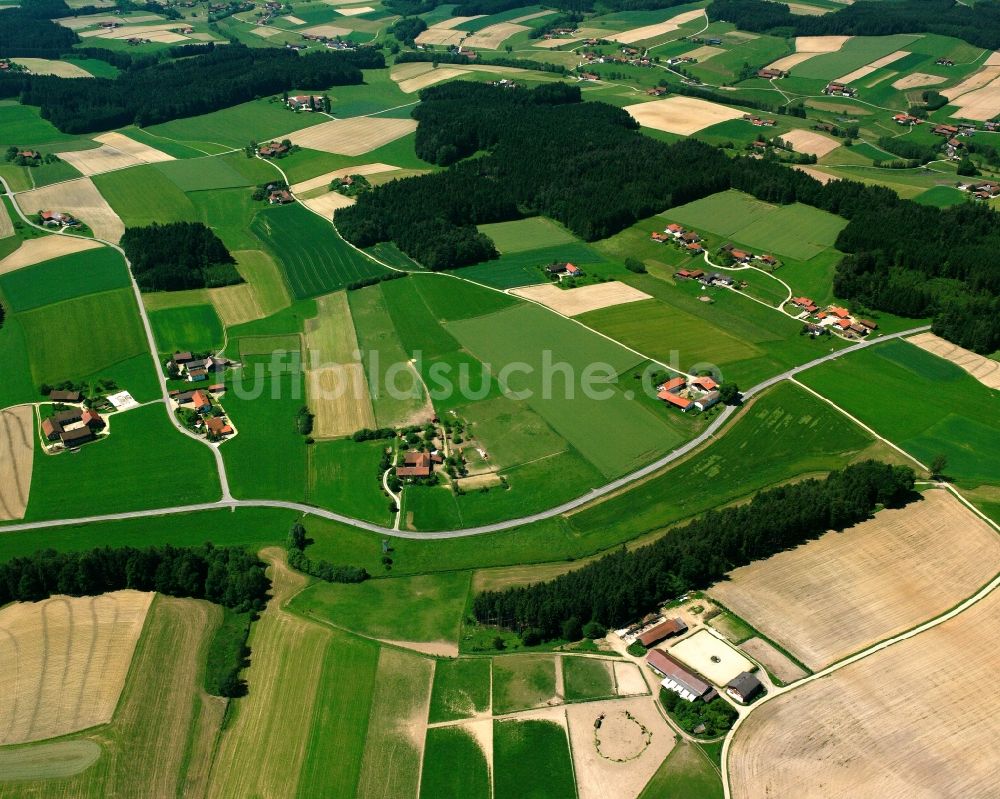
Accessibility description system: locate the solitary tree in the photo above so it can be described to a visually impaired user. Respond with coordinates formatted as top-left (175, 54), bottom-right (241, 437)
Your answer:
top-left (288, 521), bottom-right (307, 551)
top-left (930, 453), bottom-right (948, 479)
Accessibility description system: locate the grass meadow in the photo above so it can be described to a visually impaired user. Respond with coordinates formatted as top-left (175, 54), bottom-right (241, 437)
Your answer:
top-left (251, 204), bottom-right (388, 299)
top-left (0, 247), bottom-right (129, 312)
top-left (455, 242), bottom-right (612, 289)
top-left (93, 165), bottom-right (198, 227)
top-left (477, 216), bottom-right (578, 254)
top-left (148, 303), bottom-right (224, 354)
top-left (153, 156), bottom-right (252, 192)
top-left (494, 719), bottom-right (576, 799)
top-left (798, 339), bottom-right (1000, 486)
top-left (563, 655), bottom-right (616, 701)
top-left (638, 739), bottom-right (723, 799)
top-left (429, 657), bottom-right (493, 722)
top-left (307, 439), bottom-right (393, 525)
top-left (492, 655), bottom-right (557, 713)
top-left (419, 726), bottom-right (491, 799)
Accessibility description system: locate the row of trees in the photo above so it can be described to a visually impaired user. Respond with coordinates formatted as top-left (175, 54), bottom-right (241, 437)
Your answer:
top-left (286, 522), bottom-right (370, 583)
top-left (121, 222), bottom-right (241, 292)
top-left (472, 461), bottom-right (915, 639)
top-left (0, 45), bottom-right (383, 133)
top-left (0, 544), bottom-right (271, 612)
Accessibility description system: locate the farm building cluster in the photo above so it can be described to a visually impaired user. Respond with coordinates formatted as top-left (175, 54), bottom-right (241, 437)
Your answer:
top-left (40, 404), bottom-right (106, 449)
top-left (656, 374), bottom-right (721, 413)
top-left (257, 140), bottom-right (290, 158)
top-left (168, 351), bottom-right (235, 383)
top-left (823, 82), bottom-right (857, 98)
top-left (38, 210), bottom-right (80, 229)
top-left (789, 298), bottom-right (878, 339)
top-left (958, 180), bottom-right (1000, 200)
top-left (651, 222), bottom-right (705, 254)
top-left (580, 46), bottom-right (652, 68)
top-left (170, 386), bottom-right (234, 440)
top-left (545, 261), bottom-right (585, 280)
top-left (395, 449), bottom-right (444, 479)
top-left (742, 113), bottom-right (776, 127)
top-left (286, 94), bottom-right (327, 112)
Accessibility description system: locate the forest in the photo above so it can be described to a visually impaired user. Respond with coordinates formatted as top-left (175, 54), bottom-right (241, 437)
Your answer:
top-left (0, 543), bottom-right (271, 613)
top-left (472, 461), bottom-right (915, 639)
top-left (0, 44), bottom-right (383, 133)
top-left (708, 0), bottom-right (1000, 51)
top-left (121, 222), bottom-right (242, 292)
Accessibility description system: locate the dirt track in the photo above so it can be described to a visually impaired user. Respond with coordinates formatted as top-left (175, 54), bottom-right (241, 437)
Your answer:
top-left (0, 406), bottom-right (34, 521)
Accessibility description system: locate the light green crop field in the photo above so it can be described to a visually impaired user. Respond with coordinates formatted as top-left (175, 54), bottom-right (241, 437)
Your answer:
top-left (639, 739), bottom-right (723, 799)
top-left (429, 657), bottom-right (493, 722)
top-left (914, 185), bottom-right (967, 208)
top-left (18, 288), bottom-right (148, 385)
top-left (798, 339), bottom-right (1000, 485)
top-left (93, 164), bottom-right (198, 227)
top-left (446, 302), bottom-right (682, 478)
top-left (144, 98), bottom-right (324, 149)
top-left (234, 249), bottom-right (292, 316)
top-left (251, 204), bottom-right (388, 299)
top-left (307, 439), bottom-right (394, 525)
top-left (188, 187), bottom-right (262, 252)
top-left (153, 155), bottom-right (253, 192)
top-left (412, 273), bottom-right (519, 321)
top-left (0, 247), bottom-right (129, 312)
top-left (494, 719), bottom-right (576, 799)
top-left (148, 303), bottom-right (224, 354)
top-left (290, 570), bottom-right (470, 645)
top-left (420, 726), bottom-right (491, 799)
top-left (24, 404), bottom-right (221, 521)
top-left (792, 34), bottom-right (924, 81)
top-left (563, 655), bottom-right (616, 701)
top-left (492, 654), bottom-right (557, 713)
top-left (379, 275), bottom-right (462, 359)
top-left (477, 216), bottom-right (579, 254)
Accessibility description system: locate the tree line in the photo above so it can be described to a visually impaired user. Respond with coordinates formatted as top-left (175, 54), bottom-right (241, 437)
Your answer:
top-left (121, 222), bottom-right (241, 292)
top-left (286, 522), bottom-right (370, 583)
top-left (708, 0), bottom-right (1000, 51)
top-left (472, 461), bottom-right (915, 640)
top-left (0, 544), bottom-right (271, 613)
top-left (0, 44), bottom-right (383, 133)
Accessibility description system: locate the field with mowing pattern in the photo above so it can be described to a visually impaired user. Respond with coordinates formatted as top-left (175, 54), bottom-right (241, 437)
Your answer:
top-left (420, 726), bottom-right (492, 799)
top-left (639, 740), bottom-right (723, 799)
top-left (429, 657), bottom-right (493, 722)
top-left (93, 164), bottom-right (197, 227)
top-left (307, 439), bottom-right (391, 524)
top-left (563, 656), bottom-right (616, 701)
top-left (0, 406), bottom-right (33, 522)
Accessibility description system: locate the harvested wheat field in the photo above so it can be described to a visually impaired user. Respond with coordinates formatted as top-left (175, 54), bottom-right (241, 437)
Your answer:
top-left (291, 162), bottom-right (398, 194)
top-left (835, 50), bottom-right (909, 84)
top-left (685, 44), bottom-right (724, 61)
top-left (0, 591), bottom-right (154, 745)
top-left (908, 331), bottom-right (1000, 389)
top-left (415, 27), bottom-right (468, 46)
top-left (710, 489), bottom-right (1000, 669)
top-left (248, 26), bottom-right (281, 37)
top-left (891, 72), bottom-right (946, 90)
top-left (533, 36), bottom-right (581, 47)
top-left (793, 164), bottom-right (835, 183)
top-left (796, 34), bottom-right (851, 52)
top-left (510, 281), bottom-right (652, 316)
top-left (286, 116), bottom-right (417, 156)
top-left (336, 5), bottom-right (374, 14)
top-left (609, 8), bottom-right (704, 44)
top-left (786, 2), bottom-right (828, 14)
top-left (730, 587), bottom-right (1000, 799)
top-left (950, 75), bottom-right (1000, 120)
top-left (463, 22), bottom-right (529, 49)
top-left (0, 198), bottom-right (14, 239)
top-left (301, 23), bottom-right (352, 37)
top-left (942, 65), bottom-right (1000, 100)
top-left (10, 57), bottom-right (92, 77)
top-left (93, 131), bottom-right (174, 164)
top-left (0, 235), bottom-right (103, 275)
top-left (208, 283), bottom-right (265, 327)
top-left (56, 145), bottom-right (144, 176)
top-left (625, 95), bottom-right (743, 135)
top-left (0, 406), bottom-right (33, 521)
top-left (55, 12), bottom-right (161, 28)
top-left (300, 190), bottom-right (356, 218)
top-left (282, 13), bottom-right (306, 22)
top-left (567, 697), bottom-right (673, 799)
top-left (399, 65), bottom-right (469, 92)
top-left (781, 128), bottom-right (840, 157)
top-left (739, 637), bottom-right (808, 684)
top-left (766, 51), bottom-right (820, 72)
top-left (17, 177), bottom-right (125, 242)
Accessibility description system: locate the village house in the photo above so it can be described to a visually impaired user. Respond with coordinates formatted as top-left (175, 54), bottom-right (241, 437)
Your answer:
top-left (18, 150), bottom-right (40, 160)
top-left (791, 296), bottom-right (819, 313)
top-left (547, 262), bottom-right (583, 278)
top-left (638, 618), bottom-right (688, 647)
top-left (690, 375), bottom-right (718, 392)
top-left (694, 390), bottom-right (721, 411)
top-left (757, 253), bottom-right (777, 267)
top-left (676, 268), bottom-right (705, 280)
top-left (742, 113), bottom-right (776, 127)
top-left (39, 210), bottom-right (79, 228)
top-left (646, 650), bottom-right (716, 702)
top-left (268, 189), bottom-right (293, 205)
top-left (962, 180), bottom-right (1000, 199)
top-left (651, 231), bottom-right (671, 242)
top-left (936, 58), bottom-right (955, 66)
top-left (205, 416), bottom-right (234, 438)
top-left (933, 124), bottom-right (960, 137)
top-left (647, 86), bottom-right (668, 96)
top-left (287, 94), bottom-right (324, 111)
top-left (666, 223), bottom-right (685, 237)
top-left (578, 72), bottom-right (600, 82)
top-left (396, 450), bottom-right (444, 478)
top-left (726, 672), bottom-right (764, 703)
top-left (686, 241), bottom-right (704, 254)
top-left (681, 231), bottom-right (701, 244)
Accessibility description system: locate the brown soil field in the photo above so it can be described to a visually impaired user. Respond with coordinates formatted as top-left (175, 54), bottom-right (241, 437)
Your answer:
top-left (0, 406), bottom-right (33, 521)
top-left (730, 588), bottom-right (1000, 799)
top-left (399, 65), bottom-right (469, 92)
top-left (0, 235), bottom-right (103, 274)
top-left (93, 131), bottom-right (174, 164)
top-left (0, 198), bottom-right (14, 238)
top-left (381, 639), bottom-right (459, 657)
top-left (835, 49), bottom-right (909, 84)
top-left (11, 58), bottom-right (92, 77)
top-left (891, 72), bottom-right (946, 89)
top-left (609, 8), bottom-right (704, 44)
top-left (463, 22), bottom-right (529, 49)
top-left (942, 64), bottom-right (1000, 100)
top-left (781, 128), bottom-right (840, 157)
top-left (566, 697), bottom-right (673, 799)
top-left (292, 163), bottom-right (398, 194)
top-left (624, 95), bottom-right (744, 135)
top-left (286, 117), bottom-right (417, 156)
top-left (56, 145), bottom-right (144, 177)
top-left (907, 332), bottom-right (1000, 389)
top-left (739, 637), bottom-right (808, 684)
top-left (510, 281), bottom-right (652, 316)
top-left (786, 2), bottom-right (828, 14)
top-left (0, 591), bottom-right (154, 745)
top-left (709, 489), bottom-right (1000, 669)
top-left (17, 177), bottom-right (125, 242)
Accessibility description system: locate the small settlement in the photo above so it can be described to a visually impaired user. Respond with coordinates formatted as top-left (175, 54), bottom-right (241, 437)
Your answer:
top-left (169, 351), bottom-right (234, 383)
top-left (545, 261), bottom-right (585, 281)
top-left (170, 385), bottom-right (234, 440)
top-left (788, 298), bottom-right (878, 339)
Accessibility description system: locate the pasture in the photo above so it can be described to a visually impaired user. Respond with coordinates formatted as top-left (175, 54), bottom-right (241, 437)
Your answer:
top-left (420, 726), bottom-right (492, 799)
top-left (307, 439), bottom-right (389, 523)
top-left (0, 406), bottom-right (33, 521)
top-left (563, 655), bottom-right (616, 701)
top-left (152, 156), bottom-right (251, 192)
top-left (149, 303), bottom-right (224, 354)
top-left (729, 587), bottom-right (1000, 799)
top-left (0, 591), bottom-right (154, 744)
top-left (493, 654), bottom-right (558, 713)
top-left (429, 657), bottom-right (493, 722)
top-left (494, 719), bottom-right (576, 799)
top-left (710, 489), bottom-right (1000, 669)
top-left (0, 246), bottom-right (129, 312)
top-left (456, 242), bottom-right (610, 289)
top-left (798, 339), bottom-right (1000, 485)
top-left (477, 216), bottom-right (578, 253)
top-left (93, 164), bottom-right (198, 227)
top-left (251, 203), bottom-right (388, 298)
top-left (145, 98), bottom-right (325, 149)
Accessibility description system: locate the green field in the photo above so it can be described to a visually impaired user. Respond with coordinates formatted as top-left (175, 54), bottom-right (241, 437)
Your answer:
top-left (639, 739), bottom-right (723, 799)
top-left (153, 156), bottom-right (253, 192)
top-left (251, 204), bottom-right (388, 298)
top-left (494, 719), bottom-right (576, 799)
top-left (24, 404), bottom-right (221, 521)
top-left (455, 242), bottom-right (611, 289)
top-left (307, 438), bottom-right (394, 525)
top-left (420, 726), bottom-right (491, 799)
top-left (18, 288), bottom-right (149, 385)
top-left (563, 655), bottom-right (616, 701)
top-left (429, 657), bottom-right (493, 722)
top-left (93, 165), bottom-right (198, 227)
top-left (289, 571), bottom-right (470, 645)
top-left (492, 655), bottom-right (557, 713)
top-left (477, 216), bottom-right (579, 254)
top-left (0, 101), bottom-right (83, 146)
top-left (0, 247), bottom-right (129, 312)
top-left (914, 185), bottom-right (967, 207)
top-left (148, 303), bottom-right (224, 354)
top-left (792, 35), bottom-right (924, 81)
top-left (798, 339), bottom-right (1000, 485)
